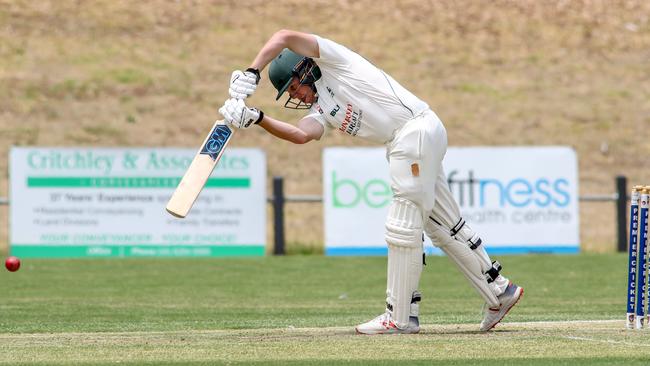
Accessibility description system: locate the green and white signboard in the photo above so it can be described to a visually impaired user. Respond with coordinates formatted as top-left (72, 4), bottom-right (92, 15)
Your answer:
top-left (9, 147), bottom-right (266, 258)
top-left (323, 146), bottom-right (579, 256)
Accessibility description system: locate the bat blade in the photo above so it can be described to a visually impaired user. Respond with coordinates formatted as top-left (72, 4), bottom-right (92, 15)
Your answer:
top-left (166, 120), bottom-right (234, 218)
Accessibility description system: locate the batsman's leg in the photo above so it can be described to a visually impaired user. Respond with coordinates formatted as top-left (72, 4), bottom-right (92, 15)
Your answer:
top-left (356, 113), bottom-right (444, 335)
top-left (424, 169), bottom-right (523, 331)
top-left (355, 198), bottom-right (424, 335)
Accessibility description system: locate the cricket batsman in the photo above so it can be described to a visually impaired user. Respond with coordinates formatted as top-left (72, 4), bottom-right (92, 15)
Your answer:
top-left (219, 29), bottom-right (524, 334)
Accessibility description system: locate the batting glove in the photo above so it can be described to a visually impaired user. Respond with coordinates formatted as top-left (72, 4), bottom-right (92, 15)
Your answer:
top-left (228, 68), bottom-right (260, 99)
top-left (219, 98), bottom-right (264, 129)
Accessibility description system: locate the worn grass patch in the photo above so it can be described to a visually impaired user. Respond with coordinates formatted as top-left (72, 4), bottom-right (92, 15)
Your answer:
top-left (1, 321), bottom-right (649, 365)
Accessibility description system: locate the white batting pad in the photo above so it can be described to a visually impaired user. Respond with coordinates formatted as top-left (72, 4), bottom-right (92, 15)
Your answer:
top-left (385, 198), bottom-right (424, 328)
top-left (425, 221), bottom-right (500, 308)
top-left (426, 172), bottom-right (509, 301)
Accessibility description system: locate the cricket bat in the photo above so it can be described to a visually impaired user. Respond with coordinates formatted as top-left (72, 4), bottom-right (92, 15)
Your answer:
top-left (166, 120), bottom-right (234, 218)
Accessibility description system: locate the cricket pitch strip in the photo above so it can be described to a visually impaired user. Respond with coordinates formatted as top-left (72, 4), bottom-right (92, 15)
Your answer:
top-left (1, 320), bottom-right (649, 365)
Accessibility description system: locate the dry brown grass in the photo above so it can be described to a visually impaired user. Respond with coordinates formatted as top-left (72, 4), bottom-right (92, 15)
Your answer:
top-left (1, 0), bottom-right (649, 253)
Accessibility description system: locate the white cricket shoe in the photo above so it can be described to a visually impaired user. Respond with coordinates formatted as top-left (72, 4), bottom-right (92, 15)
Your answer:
top-left (355, 311), bottom-right (420, 335)
top-left (480, 282), bottom-right (524, 332)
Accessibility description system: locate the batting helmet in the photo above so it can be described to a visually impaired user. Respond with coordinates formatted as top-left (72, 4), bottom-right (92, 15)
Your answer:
top-left (268, 49), bottom-right (321, 102)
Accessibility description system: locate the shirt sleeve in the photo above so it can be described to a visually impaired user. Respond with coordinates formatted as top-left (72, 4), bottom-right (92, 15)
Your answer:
top-left (304, 105), bottom-right (333, 139)
top-left (304, 110), bottom-right (325, 125)
top-left (312, 35), bottom-right (357, 70)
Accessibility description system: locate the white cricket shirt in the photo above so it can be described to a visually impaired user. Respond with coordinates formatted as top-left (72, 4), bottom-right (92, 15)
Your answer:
top-left (307, 35), bottom-right (430, 144)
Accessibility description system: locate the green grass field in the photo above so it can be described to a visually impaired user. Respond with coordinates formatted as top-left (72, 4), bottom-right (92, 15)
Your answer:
top-left (1, 253), bottom-right (648, 365)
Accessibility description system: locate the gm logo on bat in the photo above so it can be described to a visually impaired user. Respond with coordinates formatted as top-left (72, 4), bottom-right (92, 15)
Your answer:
top-left (201, 125), bottom-right (232, 160)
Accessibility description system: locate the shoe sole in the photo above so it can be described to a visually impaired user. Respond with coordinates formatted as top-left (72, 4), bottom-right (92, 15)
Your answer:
top-left (481, 287), bottom-right (524, 332)
top-left (355, 327), bottom-right (420, 335)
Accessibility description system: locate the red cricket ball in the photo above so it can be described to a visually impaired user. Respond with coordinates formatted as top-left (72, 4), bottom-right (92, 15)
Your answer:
top-left (5, 256), bottom-right (20, 272)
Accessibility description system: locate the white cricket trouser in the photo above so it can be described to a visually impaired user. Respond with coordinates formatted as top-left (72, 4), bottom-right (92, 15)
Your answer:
top-left (387, 110), bottom-right (447, 212)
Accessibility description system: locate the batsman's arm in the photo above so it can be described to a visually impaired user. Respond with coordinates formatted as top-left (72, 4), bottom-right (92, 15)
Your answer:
top-left (258, 115), bottom-right (323, 144)
top-left (249, 30), bottom-right (320, 71)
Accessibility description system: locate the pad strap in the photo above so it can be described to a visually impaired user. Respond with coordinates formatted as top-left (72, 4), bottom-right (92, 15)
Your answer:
top-left (467, 234), bottom-right (482, 250)
top-left (484, 261), bottom-right (502, 283)
top-left (411, 291), bottom-right (422, 303)
top-left (450, 218), bottom-right (466, 237)
top-left (387, 291), bottom-right (421, 312)
top-left (449, 218), bottom-right (483, 250)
